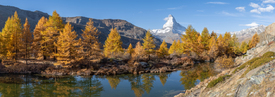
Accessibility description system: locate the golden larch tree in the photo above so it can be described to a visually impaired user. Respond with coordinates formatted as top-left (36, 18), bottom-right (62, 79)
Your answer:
top-left (223, 32), bottom-right (233, 55)
top-left (133, 41), bottom-right (145, 61)
top-left (126, 43), bottom-right (134, 56)
top-left (143, 31), bottom-right (155, 60)
top-left (230, 34), bottom-right (239, 55)
top-left (0, 34), bottom-right (2, 58)
top-left (80, 19), bottom-right (101, 63)
top-left (103, 28), bottom-right (123, 58)
top-left (54, 22), bottom-right (79, 65)
top-left (208, 36), bottom-right (218, 59)
top-left (0, 17), bottom-right (14, 58)
top-left (22, 18), bottom-right (33, 61)
top-left (197, 35), bottom-right (204, 53)
top-left (0, 11), bottom-right (22, 60)
top-left (32, 16), bottom-right (47, 59)
top-left (12, 11), bottom-right (23, 60)
top-left (240, 41), bottom-right (248, 54)
top-left (175, 39), bottom-right (184, 54)
top-left (168, 40), bottom-right (176, 54)
top-left (217, 34), bottom-right (225, 55)
top-left (181, 25), bottom-right (200, 54)
top-left (210, 31), bottom-right (217, 40)
top-left (157, 40), bottom-right (168, 58)
top-left (201, 27), bottom-right (210, 50)
top-left (41, 10), bottom-right (64, 60)
top-left (249, 32), bottom-right (260, 48)
top-left (248, 40), bottom-right (252, 49)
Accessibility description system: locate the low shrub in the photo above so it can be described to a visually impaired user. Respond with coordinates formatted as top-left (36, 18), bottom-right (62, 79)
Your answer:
top-left (207, 75), bottom-right (231, 88)
top-left (215, 55), bottom-right (234, 69)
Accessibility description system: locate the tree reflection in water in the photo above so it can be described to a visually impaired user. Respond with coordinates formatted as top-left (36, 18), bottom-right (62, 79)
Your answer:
top-left (0, 75), bottom-right (104, 97)
top-left (141, 74), bottom-right (155, 94)
top-left (180, 63), bottom-right (216, 89)
top-left (0, 63), bottom-right (214, 97)
top-left (78, 76), bottom-right (103, 97)
top-left (158, 73), bottom-right (169, 86)
top-left (104, 73), bottom-right (170, 97)
top-left (106, 76), bottom-right (120, 90)
top-left (0, 75), bottom-right (23, 97)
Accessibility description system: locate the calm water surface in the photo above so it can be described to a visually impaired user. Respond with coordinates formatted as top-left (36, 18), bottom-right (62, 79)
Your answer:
top-left (0, 63), bottom-right (217, 97)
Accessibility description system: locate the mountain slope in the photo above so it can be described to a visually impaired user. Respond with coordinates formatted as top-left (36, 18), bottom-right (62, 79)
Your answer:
top-left (150, 15), bottom-right (186, 43)
top-left (0, 5), bottom-right (49, 30)
top-left (63, 16), bottom-right (162, 48)
top-left (0, 5), bottom-right (161, 48)
top-left (229, 25), bottom-right (266, 42)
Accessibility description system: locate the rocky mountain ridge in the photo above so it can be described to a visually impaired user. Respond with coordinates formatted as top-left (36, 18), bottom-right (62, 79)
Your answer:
top-left (0, 5), bottom-right (162, 48)
top-left (229, 25), bottom-right (266, 42)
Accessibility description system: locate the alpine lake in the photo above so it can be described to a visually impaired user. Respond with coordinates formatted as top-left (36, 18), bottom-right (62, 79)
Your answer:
top-left (0, 62), bottom-right (217, 97)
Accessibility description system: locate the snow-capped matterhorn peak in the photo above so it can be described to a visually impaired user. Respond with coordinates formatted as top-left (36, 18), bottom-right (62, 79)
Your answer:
top-left (163, 14), bottom-right (177, 28)
top-left (151, 14), bottom-right (186, 34)
top-left (150, 14), bottom-right (186, 43)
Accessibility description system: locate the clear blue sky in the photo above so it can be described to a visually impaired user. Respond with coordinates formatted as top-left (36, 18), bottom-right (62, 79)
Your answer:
top-left (1, 0), bottom-right (275, 34)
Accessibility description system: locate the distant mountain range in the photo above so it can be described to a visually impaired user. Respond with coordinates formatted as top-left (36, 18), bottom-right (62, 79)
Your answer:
top-left (1, 4), bottom-right (269, 48)
top-left (0, 5), bottom-right (162, 48)
top-left (150, 15), bottom-right (186, 44)
top-left (229, 25), bottom-right (266, 42)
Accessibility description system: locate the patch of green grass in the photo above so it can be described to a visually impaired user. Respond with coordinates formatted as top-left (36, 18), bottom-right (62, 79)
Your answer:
top-left (233, 51), bottom-right (275, 76)
top-left (233, 57), bottom-right (261, 73)
top-left (262, 51), bottom-right (275, 57)
top-left (207, 75), bottom-right (231, 88)
top-left (241, 57), bottom-right (274, 77)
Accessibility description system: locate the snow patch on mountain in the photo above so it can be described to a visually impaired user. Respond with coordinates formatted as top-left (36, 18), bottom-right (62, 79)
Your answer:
top-left (230, 25), bottom-right (266, 42)
top-left (230, 25), bottom-right (266, 36)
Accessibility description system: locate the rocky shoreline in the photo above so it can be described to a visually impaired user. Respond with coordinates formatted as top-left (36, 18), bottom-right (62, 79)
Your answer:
top-left (0, 57), bottom-right (195, 76)
top-left (41, 62), bottom-right (180, 76)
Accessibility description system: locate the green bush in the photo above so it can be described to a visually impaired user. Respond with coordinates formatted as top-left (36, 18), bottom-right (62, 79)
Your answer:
top-left (207, 75), bottom-right (231, 88)
top-left (262, 51), bottom-right (275, 58)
